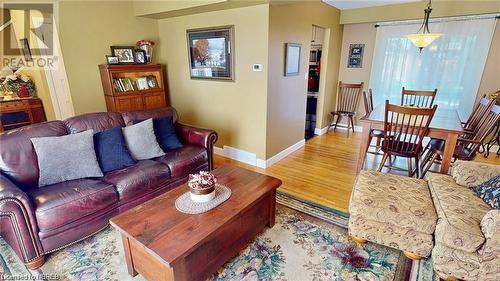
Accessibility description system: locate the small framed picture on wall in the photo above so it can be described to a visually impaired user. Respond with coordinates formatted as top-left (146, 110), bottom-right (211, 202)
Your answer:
top-left (348, 44), bottom-right (364, 68)
top-left (284, 43), bottom-right (301, 76)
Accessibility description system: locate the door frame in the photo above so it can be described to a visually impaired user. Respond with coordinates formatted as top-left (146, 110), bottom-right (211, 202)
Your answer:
top-left (32, 16), bottom-right (75, 120)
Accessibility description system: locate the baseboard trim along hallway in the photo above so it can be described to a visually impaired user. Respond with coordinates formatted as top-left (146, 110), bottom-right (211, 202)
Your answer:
top-left (214, 139), bottom-right (305, 169)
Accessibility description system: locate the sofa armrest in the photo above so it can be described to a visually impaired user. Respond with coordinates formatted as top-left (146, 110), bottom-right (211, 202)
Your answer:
top-left (175, 123), bottom-right (218, 170)
top-left (479, 210), bottom-right (500, 280)
top-left (0, 174), bottom-right (43, 264)
top-left (452, 160), bottom-right (500, 188)
top-left (481, 209), bottom-right (500, 239)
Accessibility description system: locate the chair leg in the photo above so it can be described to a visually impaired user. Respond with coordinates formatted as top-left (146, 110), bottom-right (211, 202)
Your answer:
top-left (365, 135), bottom-right (373, 156)
top-left (407, 157), bottom-right (413, 177)
top-left (422, 152), bottom-right (438, 178)
top-left (415, 156), bottom-right (420, 178)
top-left (378, 153), bottom-right (389, 172)
top-left (333, 115), bottom-right (342, 132)
top-left (375, 137), bottom-right (382, 152)
top-left (350, 116), bottom-right (355, 133)
top-left (346, 116), bottom-right (350, 137)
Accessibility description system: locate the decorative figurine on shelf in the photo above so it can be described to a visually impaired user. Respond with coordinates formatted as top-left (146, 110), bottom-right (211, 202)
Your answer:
top-left (136, 40), bottom-right (155, 63)
top-left (2, 74), bottom-right (36, 98)
top-left (188, 171), bottom-right (217, 203)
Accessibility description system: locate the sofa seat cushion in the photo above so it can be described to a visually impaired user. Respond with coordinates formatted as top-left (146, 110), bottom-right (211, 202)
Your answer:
top-left (27, 179), bottom-right (118, 232)
top-left (102, 160), bottom-right (171, 203)
top-left (349, 171), bottom-right (437, 234)
top-left (427, 173), bottom-right (491, 253)
top-left (348, 215), bottom-right (434, 257)
top-left (432, 244), bottom-right (481, 281)
top-left (154, 145), bottom-right (208, 178)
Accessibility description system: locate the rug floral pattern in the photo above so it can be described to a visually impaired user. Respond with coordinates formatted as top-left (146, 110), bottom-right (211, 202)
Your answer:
top-left (0, 204), bottom-right (433, 281)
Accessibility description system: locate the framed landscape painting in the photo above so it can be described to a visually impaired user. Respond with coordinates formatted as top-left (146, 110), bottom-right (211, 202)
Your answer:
top-left (187, 25), bottom-right (234, 81)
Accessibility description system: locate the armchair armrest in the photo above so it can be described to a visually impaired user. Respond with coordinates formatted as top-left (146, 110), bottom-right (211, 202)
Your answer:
top-left (452, 160), bottom-right (500, 188)
top-left (0, 174), bottom-right (43, 265)
top-left (481, 209), bottom-right (499, 239)
top-left (175, 123), bottom-right (218, 170)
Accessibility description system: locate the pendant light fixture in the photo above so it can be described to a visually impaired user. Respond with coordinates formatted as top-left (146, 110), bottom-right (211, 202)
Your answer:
top-left (405, 0), bottom-right (442, 52)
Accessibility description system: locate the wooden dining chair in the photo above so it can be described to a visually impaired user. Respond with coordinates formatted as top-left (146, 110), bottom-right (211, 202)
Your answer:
top-left (401, 87), bottom-right (437, 108)
top-left (421, 104), bottom-right (500, 176)
top-left (363, 89), bottom-right (383, 155)
top-left (462, 97), bottom-right (494, 135)
top-left (378, 100), bottom-right (437, 178)
top-left (329, 81), bottom-right (364, 136)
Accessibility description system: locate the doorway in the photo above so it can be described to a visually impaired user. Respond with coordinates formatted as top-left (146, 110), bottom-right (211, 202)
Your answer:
top-left (305, 25), bottom-right (325, 140)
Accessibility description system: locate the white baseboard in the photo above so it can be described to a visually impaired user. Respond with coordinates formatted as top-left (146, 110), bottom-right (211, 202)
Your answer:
top-left (266, 139), bottom-right (305, 167)
top-left (314, 126), bottom-right (329, 135)
top-left (214, 139), bottom-right (305, 169)
top-left (213, 146), bottom-right (266, 168)
top-left (314, 123), bottom-right (363, 135)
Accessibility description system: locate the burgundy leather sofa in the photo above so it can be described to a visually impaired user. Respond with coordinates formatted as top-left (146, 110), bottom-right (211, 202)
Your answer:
top-left (0, 107), bottom-right (217, 269)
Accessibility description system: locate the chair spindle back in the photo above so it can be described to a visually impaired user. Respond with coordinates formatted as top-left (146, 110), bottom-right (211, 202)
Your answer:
top-left (383, 100), bottom-right (437, 156)
top-left (337, 81), bottom-right (364, 113)
top-left (463, 97), bottom-right (494, 133)
top-left (363, 89), bottom-right (374, 116)
top-left (461, 104), bottom-right (500, 159)
top-left (401, 87), bottom-right (437, 108)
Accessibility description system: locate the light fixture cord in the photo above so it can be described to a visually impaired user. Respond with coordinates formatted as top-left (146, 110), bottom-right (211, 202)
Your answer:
top-left (416, 0), bottom-right (433, 34)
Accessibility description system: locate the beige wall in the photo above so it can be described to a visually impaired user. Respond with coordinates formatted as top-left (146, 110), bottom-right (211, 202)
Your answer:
top-left (58, 1), bottom-right (160, 115)
top-left (337, 23), bottom-right (376, 122)
top-left (157, 4), bottom-right (269, 159)
top-left (266, 1), bottom-right (342, 157)
top-left (477, 21), bottom-right (500, 103)
top-left (340, 0), bottom-right (500, 24)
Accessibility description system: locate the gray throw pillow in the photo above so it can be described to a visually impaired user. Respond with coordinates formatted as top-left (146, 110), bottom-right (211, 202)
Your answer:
top-left (122, 118), bottom-right (165, 160)
top-left (31, 130), bottom-right (104, 187)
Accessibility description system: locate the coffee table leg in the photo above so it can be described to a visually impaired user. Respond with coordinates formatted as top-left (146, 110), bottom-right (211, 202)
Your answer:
top-left (269, 190), bottom-right (276, 227)
top-left (121, 235), bottom-right (138, 277)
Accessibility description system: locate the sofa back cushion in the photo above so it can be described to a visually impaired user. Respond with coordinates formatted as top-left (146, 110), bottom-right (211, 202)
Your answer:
top-left (64, 112), bottom-right (125, 134)
top-left (122, 119), bottom-right (165, 160)
top-left (0, 121), bottom-right (68, 188)
top-left (453, 160), bottom-right (500, 188)
top-left (31, 130), bottom-right (104, 187)
top-left (121, 107), bottom-right (176, 126)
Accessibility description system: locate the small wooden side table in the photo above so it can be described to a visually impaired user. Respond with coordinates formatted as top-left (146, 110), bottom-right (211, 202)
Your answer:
top-left (0, 97), bottom-right (46, 132)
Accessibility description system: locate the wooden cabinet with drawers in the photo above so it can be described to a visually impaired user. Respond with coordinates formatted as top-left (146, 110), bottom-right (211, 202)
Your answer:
top-left (99, 64), bottom-right (169, 112)
top-left (0, 97), bottom-right (46, 132)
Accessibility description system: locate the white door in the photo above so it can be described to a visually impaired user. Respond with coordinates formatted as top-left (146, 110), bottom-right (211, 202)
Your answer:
top-left (33, 17), bottom-right (75, 119)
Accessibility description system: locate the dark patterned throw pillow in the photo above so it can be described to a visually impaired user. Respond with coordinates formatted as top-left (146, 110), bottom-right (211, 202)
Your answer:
top-left (473, 175), bottom-right (500, 209)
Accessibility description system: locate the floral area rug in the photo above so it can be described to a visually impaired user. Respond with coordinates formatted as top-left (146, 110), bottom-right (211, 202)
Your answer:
top-left (0, 192), bottom-right (437, 281)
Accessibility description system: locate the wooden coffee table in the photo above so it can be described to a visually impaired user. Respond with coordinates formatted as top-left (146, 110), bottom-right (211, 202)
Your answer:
top-left (109, 165), bottom-right (282, 281)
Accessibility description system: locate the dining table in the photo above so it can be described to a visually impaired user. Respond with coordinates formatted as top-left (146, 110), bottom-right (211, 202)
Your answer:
top-left (357, 105), bottom-right (464, 174)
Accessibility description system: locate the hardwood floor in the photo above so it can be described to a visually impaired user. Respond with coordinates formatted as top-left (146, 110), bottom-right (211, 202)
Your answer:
top-left (214, 130), bottom-right (500, 213)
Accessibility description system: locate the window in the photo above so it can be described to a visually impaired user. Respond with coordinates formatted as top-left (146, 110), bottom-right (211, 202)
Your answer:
top-left (370, 15), bottom-right (497, 120)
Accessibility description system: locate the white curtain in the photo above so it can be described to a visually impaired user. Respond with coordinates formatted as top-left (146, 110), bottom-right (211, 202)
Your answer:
top-left (370, 15), bottom-right (497, 120)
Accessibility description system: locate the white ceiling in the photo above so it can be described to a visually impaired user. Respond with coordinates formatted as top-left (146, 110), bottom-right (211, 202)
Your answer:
top-left (322, 0), bottom-right (421, 10)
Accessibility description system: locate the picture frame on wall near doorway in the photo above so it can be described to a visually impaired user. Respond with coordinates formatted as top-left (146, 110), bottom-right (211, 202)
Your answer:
top-left (284, 43), bottom-right (301, 76)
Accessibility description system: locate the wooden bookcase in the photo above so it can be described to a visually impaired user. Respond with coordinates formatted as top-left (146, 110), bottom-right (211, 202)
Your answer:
top-left (98, 64), bottom-right (169, 112)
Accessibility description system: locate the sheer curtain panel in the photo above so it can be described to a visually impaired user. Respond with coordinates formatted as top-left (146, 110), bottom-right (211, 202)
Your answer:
top-left (370, 15), bottom-right (497, 120)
